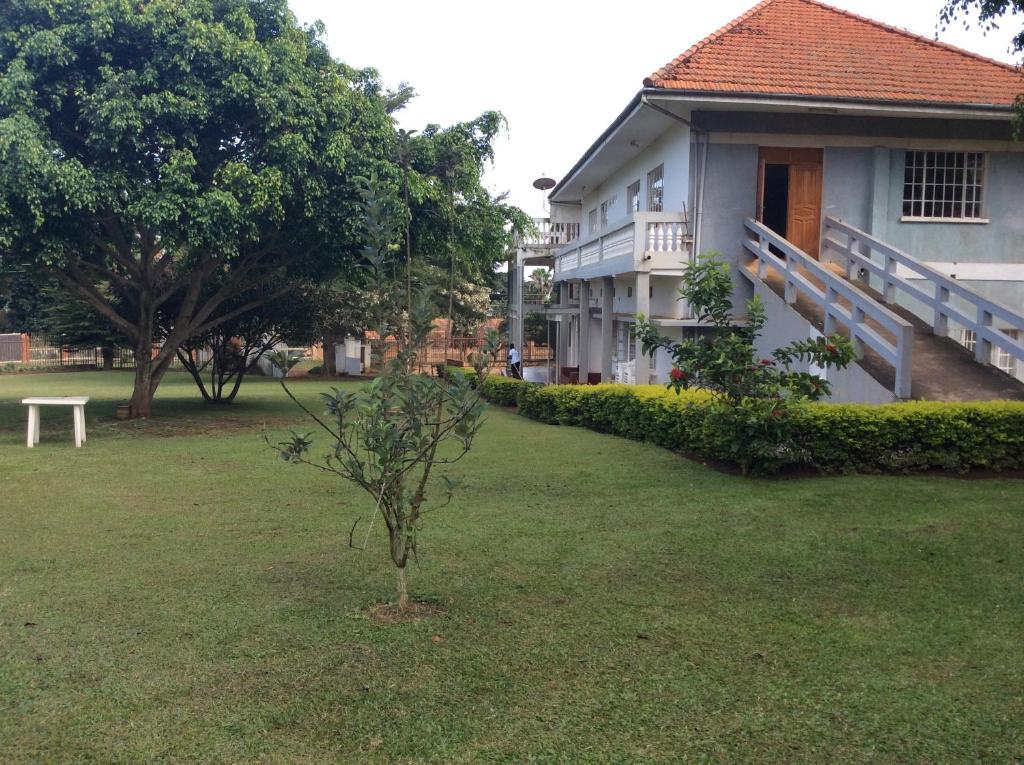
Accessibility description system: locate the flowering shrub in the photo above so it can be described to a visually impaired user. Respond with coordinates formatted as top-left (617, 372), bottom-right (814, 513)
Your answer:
top-left (636, 255), bottom-right (855, 473)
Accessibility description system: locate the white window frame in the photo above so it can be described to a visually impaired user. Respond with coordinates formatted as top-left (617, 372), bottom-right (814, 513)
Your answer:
top-left (901, 151), bottom-right (988, 223)
top-left (994, 330), bottom-right (1019, 376)
top-left (627, 179), bottom-right (641, 213)
top-left (647, 164), bottom-right (664, 213)
top-left (588, 208), bottom-right (598, 234)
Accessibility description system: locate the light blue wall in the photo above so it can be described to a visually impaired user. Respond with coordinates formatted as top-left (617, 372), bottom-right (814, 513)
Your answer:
top-left (697, 143), bottom-right (759, 306)
top-left (882, 149), bottom-right (1024, 265)
top-left (694, 134), bottom-right (1024, 318)
top-left (822, 147), bottom-right (872, 231)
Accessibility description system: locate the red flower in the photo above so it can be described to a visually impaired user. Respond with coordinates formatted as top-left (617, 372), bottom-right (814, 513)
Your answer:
top-left (826, 343), bottom-right (837, 353)
top-left (771, 409), bottom-right (785, 418)
top-left (670, 367), bottom-right (686, 382)
top-left (760, 359), bottom-right (773, 366)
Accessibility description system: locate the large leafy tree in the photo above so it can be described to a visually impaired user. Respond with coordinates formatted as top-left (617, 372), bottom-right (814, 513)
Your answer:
top-left (316, 113), bottom-right (530, 374)
top-left (0, 0), bottom-right (395, 416)
top-left (396, 114), bottom-right (528, 346)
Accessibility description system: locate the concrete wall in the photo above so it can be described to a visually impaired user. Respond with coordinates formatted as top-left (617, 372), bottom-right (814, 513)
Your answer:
top-left (752, 281), bottom-right (896, 404)
top-left (579, 124), bottom-right (692, 234)
top-left (693, 142), bottom-right (760, 309)
top-left (822, 146), bottom-right (873, 231)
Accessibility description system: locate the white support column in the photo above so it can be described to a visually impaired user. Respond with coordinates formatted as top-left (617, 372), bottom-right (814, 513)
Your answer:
top-left (26, 405), bottom-right (38, 448)
top-left (73, 405), bottom-right (83, 448)
top-left (578, 280), bottom-right (591, 381)
top-left (601, 276), bottom-right (614, 382)
top-left (635, 271), bottom-right (651, 385)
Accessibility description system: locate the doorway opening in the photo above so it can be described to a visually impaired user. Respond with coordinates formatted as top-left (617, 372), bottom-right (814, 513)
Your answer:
top-left (762, 164), bottom-right (789, 240)
top-left (757, 147), bottom-right (823, 258)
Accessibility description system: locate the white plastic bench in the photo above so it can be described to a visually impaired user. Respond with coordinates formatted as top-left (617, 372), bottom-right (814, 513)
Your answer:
top-left (22, 397), bottom-right (89, 448)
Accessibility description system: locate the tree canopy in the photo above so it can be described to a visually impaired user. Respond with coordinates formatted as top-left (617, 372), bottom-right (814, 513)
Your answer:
top-left (0, 0), bottom-right (397, 415)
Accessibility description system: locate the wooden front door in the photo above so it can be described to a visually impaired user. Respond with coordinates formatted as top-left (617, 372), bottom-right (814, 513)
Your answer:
top-left (757, 148), bottom-right (824, 258)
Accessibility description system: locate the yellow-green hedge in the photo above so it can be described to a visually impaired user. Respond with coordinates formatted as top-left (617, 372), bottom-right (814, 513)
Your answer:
top-left (506, 383), bottom-right (1024, 474)
top-left (479, 375), bottom-right (526, 407)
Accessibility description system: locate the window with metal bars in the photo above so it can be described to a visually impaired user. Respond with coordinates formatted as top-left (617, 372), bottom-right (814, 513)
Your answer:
top-left (647, 165), bottom-right (664, 212)
top-left (627, 180), bottom-right (641, 213)
top-left (588, 208), bottom-right (597, 234)
top-left (902, 151), bottom-right (985, 221)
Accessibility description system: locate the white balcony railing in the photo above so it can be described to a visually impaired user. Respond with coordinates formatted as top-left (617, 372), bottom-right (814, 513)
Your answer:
top-left (516, 218), bottom-right (580, 248)
top-left (553, 212), bottom-right (691, 277)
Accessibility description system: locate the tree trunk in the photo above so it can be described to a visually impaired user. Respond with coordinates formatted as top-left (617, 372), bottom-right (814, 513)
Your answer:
top-left (322, 333), bottom-right (337, 376)
top-left (396, 565), bottom-right (409, 611)
top-left (129, 348), bottom-right (155, 418)
top-left (101, 346), bottom-right (114, 370)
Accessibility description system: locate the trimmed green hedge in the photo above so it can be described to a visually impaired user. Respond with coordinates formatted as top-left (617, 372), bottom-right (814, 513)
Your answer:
top-left (479, 376), bottom-right (528, 407)
top-left (511, 383), bottom-right (1024, 474)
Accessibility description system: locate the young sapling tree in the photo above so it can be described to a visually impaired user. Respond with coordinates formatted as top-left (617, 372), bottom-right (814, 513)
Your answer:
top-left (270, 178), bottom-right (497, 611)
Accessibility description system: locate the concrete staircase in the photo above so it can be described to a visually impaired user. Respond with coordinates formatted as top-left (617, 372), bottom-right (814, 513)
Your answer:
top-left (741, 217), bottom-right (1024, 402)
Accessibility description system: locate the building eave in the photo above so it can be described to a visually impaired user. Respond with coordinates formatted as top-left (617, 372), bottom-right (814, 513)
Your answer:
top-left (548, 87), bottom-right (1017, 205)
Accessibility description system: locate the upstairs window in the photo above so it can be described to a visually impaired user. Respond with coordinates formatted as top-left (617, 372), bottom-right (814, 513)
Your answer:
top-left (902, 151), bottom-right (985, 221)
top-left (600, 194), bottom-right (618, 228)
top-left (588, 208), bottom-right (598, 234)
top-left (647, 165), bottom-right (664, 212)
top-left (627, 180), bottom-right (641, 213)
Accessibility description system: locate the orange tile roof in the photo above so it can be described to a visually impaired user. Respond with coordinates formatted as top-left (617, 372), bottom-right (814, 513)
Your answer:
top-left (644, 0), bottom-right (1024, 108)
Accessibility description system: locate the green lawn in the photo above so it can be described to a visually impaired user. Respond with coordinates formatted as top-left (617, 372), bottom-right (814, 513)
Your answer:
top-left (1, 371), bottom-right (1022, 763)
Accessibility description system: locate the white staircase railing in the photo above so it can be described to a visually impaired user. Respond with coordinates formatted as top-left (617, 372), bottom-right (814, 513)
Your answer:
top-left (743, 218), bottom-right (915, 398)
top-left (822, 216), bottom-right (1024, 377)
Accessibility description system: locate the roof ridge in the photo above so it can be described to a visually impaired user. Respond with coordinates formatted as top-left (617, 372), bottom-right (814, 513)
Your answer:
top-left (643, 0), bottom-right (1022, 89)
top-left (643, 0), bottom-right (779, 87)
top-left (795, 0), bottom-right (1022, 75)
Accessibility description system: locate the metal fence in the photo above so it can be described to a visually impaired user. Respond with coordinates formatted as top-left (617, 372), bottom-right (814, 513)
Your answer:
top-left (0, 334), bottom-right (23, 363)
top-left (0, 334), bottom-right (136, 369)
top-left (368, 337), bottom-right (552, 371)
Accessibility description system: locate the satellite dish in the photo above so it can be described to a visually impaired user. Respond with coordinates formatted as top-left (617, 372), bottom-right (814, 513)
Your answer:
top-left (532, 176), bottom-right (556, 191)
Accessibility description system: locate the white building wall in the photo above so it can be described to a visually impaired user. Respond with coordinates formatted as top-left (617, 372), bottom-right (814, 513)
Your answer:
top-left (650, 276), bottom-right (684, 318)
top-left (579, 124), bottom-right (692, 236)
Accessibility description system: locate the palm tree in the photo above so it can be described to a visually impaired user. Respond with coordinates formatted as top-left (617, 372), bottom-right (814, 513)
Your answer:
top-left (527, 268), bottom-right (553, 303)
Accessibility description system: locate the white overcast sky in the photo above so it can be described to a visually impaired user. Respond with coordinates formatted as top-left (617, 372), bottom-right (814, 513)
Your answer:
top-left (288, 0), bottom-right (1021, 218)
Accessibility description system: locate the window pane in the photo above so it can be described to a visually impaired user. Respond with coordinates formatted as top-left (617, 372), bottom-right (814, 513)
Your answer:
top-left (902, 151), bottom-right (985, 219)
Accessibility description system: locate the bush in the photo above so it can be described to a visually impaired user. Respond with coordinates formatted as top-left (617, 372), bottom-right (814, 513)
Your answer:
top-left (436, 364), bottom-right (479, 387)
top-left (479, 375), bottom-right (530, 407)
top-left (516, 383), bottom-right (1024, 475)
top-left (794, 401), bottom-right (1024, 474)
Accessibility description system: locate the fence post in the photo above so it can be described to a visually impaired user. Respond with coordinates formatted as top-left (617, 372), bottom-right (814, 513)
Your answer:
top-left (895, 323), bottom-right (914, 399)
top-left (824, 288), bottom-right (837, 335)
top-left (975, 307), bottom-right (993, 365)
top-left (783, 249), bottom-right (795, 304)
top-left (851, 305), bottom-right (866, 359)
top-left (933, 284), bottom-right (949, 337)
top-left (757, 234), bottom-right (769, 280)
top-left (21, 333), bottom-right (30, 363)
top-left (847, 236), bottom-right (859, 281)
top-left (883, 255), bottom-right (897, 304)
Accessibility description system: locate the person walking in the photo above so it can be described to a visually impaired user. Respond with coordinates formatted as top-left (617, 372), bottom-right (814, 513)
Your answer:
top-left (508, 343), bottom-right (522, 379)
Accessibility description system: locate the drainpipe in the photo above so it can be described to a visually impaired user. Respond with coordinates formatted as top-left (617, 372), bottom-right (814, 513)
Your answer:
top-left (695, 131), bottom-right (708, 259)
top-left (640, 96), bottom-right (708, 260)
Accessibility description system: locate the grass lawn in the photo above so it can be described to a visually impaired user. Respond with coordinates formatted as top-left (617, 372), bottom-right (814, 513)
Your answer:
top-left (1, 371), bottom-right (1022, 763)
